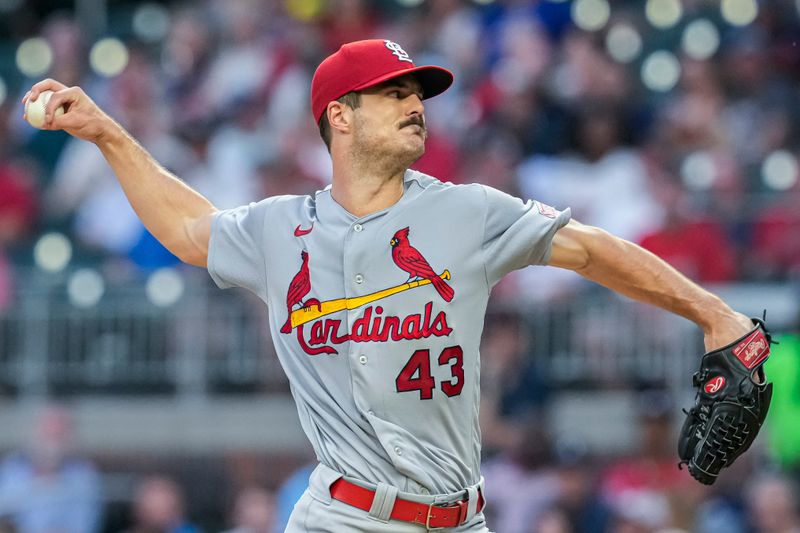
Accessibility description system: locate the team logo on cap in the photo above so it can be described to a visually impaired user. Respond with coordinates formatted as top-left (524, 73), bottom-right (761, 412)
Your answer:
top-left (385, 40), bottom-right (413, 63)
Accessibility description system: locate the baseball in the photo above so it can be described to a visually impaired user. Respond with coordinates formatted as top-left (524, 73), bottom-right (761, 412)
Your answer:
top-left (24, 90), bottom-right (64, 129)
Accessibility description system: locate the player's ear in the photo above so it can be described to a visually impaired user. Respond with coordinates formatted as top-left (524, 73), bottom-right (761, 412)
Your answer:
top-left (327, 101), bottom-right (353, 135)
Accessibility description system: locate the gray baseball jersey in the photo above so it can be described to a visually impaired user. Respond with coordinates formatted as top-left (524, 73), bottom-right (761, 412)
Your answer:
top-left (208, 169), bottom-right (570, 495)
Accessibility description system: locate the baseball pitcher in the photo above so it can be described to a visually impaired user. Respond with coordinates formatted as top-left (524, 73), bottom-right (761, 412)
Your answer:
top-left (24, 39), bottom-right (770, 531)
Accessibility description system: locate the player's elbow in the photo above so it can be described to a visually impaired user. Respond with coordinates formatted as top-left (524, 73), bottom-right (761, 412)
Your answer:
top-left (548, 219), bottom-right (604, 271)
top-left (572, 225), bottom-right (636, 279)
top-left (577, 225), bottom-right (620, 271)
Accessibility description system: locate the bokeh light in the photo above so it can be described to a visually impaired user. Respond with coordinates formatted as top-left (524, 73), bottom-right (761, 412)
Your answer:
top-left (16, 38), bottom-right (53, 77)
top-left (762, 150), bottom-right (798, 191)
top-left (572, 0), bottom-right (610, 32)
top-left (641, 50), bottom-right (681, 92)
top-left (33, 233), bottom-right (72, 273)
top-left (721, 0), bottom-right (758, 26)
top-left (146, 268), bottom-right (186, 307)
top-left (682, 19), bottom-right (720, 60)
top-left (396, 0), bottom-right (424, 5)
top-left (606, 24), bottom-right (643, 63)
top-left (681, 151), bottom-right (716, 190)
top-left (132, 3), bottom-right (171, 43)
top-left (68, 269), bottom-right (105, 308)
top-left (285, 0), bottom-right (326, 20)
top-left (645, 0), bottom-right (683, 30)
top-left (0, 76), bottom-right (6, 107)
top-left (90, 38), bottom-right (129, 77)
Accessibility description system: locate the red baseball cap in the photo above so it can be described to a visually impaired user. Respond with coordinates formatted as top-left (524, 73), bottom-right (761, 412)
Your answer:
top-left (311, 39), bottom-right (454, 123)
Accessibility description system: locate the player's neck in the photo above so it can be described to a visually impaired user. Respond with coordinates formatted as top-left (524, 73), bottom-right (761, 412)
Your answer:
top-left (330, 154), bottom-right (406, 217)
top-left (330, 170), bottom-right (405, 218)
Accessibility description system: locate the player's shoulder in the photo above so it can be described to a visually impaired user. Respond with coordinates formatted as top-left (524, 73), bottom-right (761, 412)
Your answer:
top-left (410, 172), bottom-right (555, 225)
top-left (406, 169), bottom-right (487, 200)
top-left (230, 193), bottom-right (316, 216)
top-left (259, 193), bottom-right (315, 207)
top-left (213, 195), bottom-right (317, 237)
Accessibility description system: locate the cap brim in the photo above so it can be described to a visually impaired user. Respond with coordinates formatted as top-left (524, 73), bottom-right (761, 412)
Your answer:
top-left (352, 65), bottom-right (454, 100)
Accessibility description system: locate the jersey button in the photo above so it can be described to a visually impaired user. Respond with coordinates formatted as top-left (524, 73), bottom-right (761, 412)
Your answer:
top-left (359, 355), bottom-right (367, 365)
top-left (353, 223), bottom-right (363, 232)
top-left (354, 274), bottom-right (364, 284)
top-left (394, 447), bottom-right (402, 456)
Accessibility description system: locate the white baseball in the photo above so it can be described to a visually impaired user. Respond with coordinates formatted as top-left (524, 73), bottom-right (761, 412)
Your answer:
top-left (24, 90), bottom-right (65, 129)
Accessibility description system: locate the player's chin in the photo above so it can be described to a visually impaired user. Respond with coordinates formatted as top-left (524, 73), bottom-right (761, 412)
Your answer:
top-left (403, 131), bottom-right (426, 151)
top-left (399, 141), bottom-right (425, 165)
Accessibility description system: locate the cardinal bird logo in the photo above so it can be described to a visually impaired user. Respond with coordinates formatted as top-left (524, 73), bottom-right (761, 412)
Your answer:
top-left (280, 250), bottom-right (321, 333)
top-left (390, 227), bottom-right (454, 302)
top-left (280, 236), bottom-right (455, 354)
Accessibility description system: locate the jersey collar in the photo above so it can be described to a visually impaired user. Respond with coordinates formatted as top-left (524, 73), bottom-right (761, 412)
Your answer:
top-left (316, 169), bottom-right (426, 225)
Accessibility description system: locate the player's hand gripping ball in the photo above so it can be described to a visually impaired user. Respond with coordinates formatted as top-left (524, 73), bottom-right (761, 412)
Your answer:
top-left (678, 317), bottom-right (774, 485)
top-left (24, 90), bottom-right (64, 129)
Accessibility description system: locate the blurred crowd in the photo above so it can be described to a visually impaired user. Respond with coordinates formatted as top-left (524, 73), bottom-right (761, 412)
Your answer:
top-left (0, 315), bottom-right (797, 533)
top-left (0, 405), bottom-right (280, 533)
top-left (1, 0), bottom-right (800, 532)
top-left (0, 0), bottom-right (799, 310)
top-left (1, 354), bottom-right (799, 533)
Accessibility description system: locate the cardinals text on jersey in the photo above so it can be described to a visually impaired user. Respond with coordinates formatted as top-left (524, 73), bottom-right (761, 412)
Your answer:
top-left (281, 226), bottom-right (454, 356)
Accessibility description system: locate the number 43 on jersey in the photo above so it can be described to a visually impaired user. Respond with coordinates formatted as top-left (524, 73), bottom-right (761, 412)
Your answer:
top-left (395, 345), bottom-right (464, 399)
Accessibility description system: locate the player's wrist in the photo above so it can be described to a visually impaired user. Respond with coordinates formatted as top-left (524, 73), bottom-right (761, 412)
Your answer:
top-left (701, 309), bottom-right (754, 352)
top-left (692, 294), bottom-right (735, 333)
top-left (93, 117), bottom-right (126, 149)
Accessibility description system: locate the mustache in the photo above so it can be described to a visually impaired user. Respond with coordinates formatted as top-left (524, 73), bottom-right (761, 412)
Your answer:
top-left (399, 116), bottom-right (426, 131)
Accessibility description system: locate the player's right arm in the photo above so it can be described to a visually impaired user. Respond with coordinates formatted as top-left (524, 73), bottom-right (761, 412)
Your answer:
top-left (548, 218), bottom-right (752, 351)
top-left (23, 79), bottom-right (216, 267)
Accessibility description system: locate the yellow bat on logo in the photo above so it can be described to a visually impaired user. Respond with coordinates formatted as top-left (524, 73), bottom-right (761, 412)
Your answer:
top-left (290, 270), bottom-right (451, 328)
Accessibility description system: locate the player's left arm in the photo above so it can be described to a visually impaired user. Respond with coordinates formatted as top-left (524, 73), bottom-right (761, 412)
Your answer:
top-left (548, 219), bottom-right (753, 350)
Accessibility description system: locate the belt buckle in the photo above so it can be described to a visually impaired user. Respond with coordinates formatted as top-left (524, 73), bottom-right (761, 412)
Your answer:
top-left (425, 499), bottom-right (468, 530)
top-left (425, 501), bottom-right (443, 531)
top-left (455, 499), bottom-right (469, 524)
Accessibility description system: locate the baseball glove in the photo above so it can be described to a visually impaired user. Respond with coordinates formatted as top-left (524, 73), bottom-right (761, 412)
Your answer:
top-left (678, 318), bottom-right (774, 485)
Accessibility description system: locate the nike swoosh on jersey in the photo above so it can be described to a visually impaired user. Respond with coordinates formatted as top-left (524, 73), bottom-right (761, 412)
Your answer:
top-left (294, 223), bottom-right (314, 236)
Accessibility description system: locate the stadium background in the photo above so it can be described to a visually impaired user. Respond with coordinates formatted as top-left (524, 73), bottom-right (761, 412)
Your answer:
top-left (0, 0), bottom-right (799, 531)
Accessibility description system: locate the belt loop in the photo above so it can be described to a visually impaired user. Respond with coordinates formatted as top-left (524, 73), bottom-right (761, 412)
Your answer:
top-left (464, 485), bottom-right (479, 522)
top-left (368, 482), bottom-right (398, 522)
